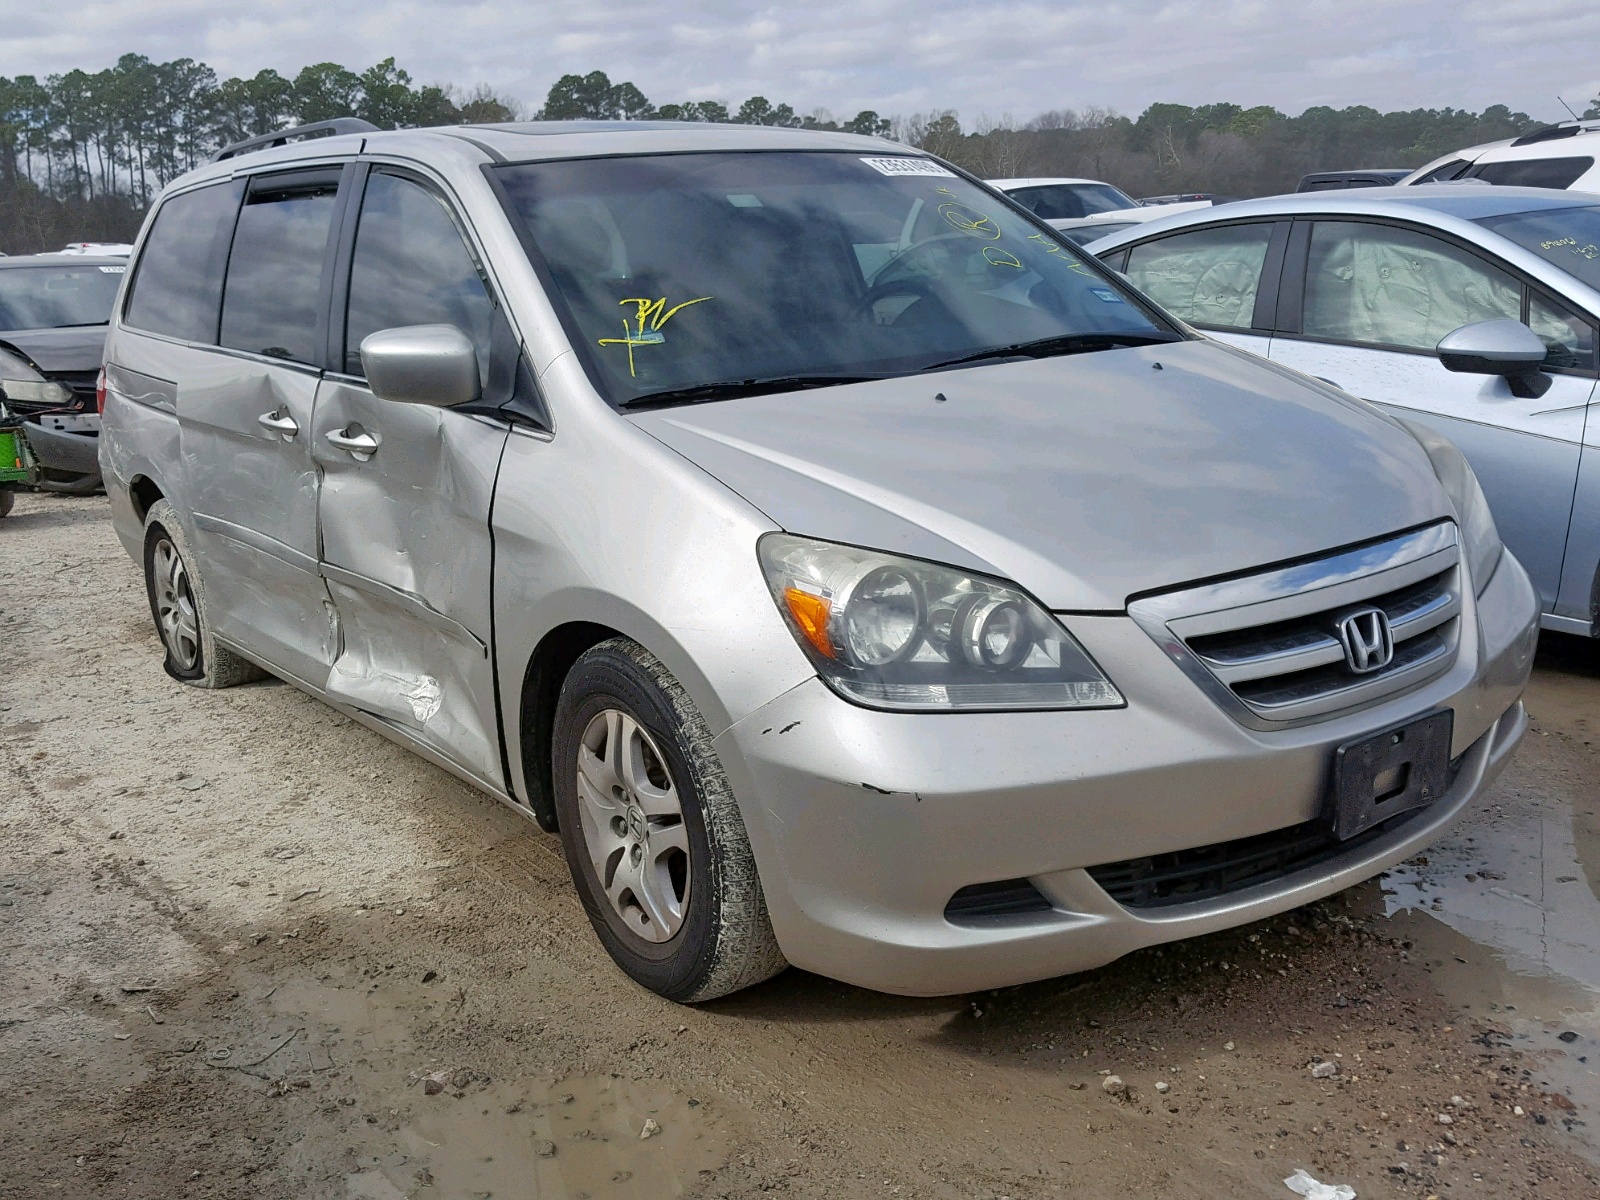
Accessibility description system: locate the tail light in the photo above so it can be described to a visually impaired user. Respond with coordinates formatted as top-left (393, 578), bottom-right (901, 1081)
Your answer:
top-left (96, 367), bottom-right (107, 415)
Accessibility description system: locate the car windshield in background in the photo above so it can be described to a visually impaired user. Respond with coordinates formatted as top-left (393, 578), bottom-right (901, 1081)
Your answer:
top-left (0, 264), bottom-right (123, 331)
top-left (1006, 182), bottom-right (1137, 219)
top-left (494, 152), bottom-right (1171, 407)
top-left (1477, 205), bottom-right (1600, 293)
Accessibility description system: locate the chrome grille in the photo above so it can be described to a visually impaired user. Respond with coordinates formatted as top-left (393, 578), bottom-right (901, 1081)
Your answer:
top-left (1128, 524), bottom-right (1462, 727)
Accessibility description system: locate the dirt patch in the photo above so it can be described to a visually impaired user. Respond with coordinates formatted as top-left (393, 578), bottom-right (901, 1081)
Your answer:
top-left (2, 490), bottom-right (1598, 1199)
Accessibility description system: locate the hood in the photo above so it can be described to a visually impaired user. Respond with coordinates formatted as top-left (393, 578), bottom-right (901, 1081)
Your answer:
top-left (0, 325), bottom-right (109, 374)
top-left (629, 340), bottom-right (1451, 611)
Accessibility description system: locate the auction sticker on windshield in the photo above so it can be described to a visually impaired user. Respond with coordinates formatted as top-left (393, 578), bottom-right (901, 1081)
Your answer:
top-left (860, 157), bottom-right (956, 178)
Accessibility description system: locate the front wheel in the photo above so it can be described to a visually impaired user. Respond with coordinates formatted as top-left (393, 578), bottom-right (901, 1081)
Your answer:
top-left (142, 499), bottom-right (266, 688)
top-left (552, 638), bottom-right (786, 1002)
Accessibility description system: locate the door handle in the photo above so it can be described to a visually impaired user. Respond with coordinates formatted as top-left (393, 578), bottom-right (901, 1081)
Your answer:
top-left (327, 426), bottom-right (380, 461)
top-left (257, 409), bottom-right (299, 440)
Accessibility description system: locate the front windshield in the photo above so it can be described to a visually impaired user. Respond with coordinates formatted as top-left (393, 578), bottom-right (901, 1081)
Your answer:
top-left (0, 264), bottom-right (124, 331)
top-left (495, 152), bottom-right (1170, 406)
top-left (1476, 205), bottom-right (1600, 294)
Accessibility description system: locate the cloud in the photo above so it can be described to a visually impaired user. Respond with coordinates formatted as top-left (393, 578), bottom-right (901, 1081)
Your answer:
top-left (0, 0), bottom-right (1592, 122)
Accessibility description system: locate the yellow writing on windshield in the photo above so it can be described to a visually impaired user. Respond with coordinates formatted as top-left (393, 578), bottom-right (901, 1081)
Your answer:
top-left (1027, 233), bottom-right (1067, 256)
top-left (597, 295), bottom-right (713, 377)
top-left (937, 201), bottom-right (1002, 241)
top-left (982, 247), bottom-right (1023, 269)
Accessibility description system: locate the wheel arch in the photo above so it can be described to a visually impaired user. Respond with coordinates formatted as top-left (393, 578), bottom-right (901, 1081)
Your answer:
top-left (516, 620), bottom-right (624, 831)
top-left (129, 474), bottom-right (165, 523)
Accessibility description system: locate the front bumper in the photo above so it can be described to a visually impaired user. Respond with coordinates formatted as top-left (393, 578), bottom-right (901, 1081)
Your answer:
top-left (23, 419), bottom-right (101, 481)
top-left (714, 549), bottom-right (1539, 996)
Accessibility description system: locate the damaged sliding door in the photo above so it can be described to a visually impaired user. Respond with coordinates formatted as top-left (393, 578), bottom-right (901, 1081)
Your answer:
top-left (311, 164), bottom-right (510, 789)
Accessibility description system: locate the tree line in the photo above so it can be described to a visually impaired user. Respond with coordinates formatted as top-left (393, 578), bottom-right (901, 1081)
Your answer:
top-left (2, 56), bottom-right (1596, 254)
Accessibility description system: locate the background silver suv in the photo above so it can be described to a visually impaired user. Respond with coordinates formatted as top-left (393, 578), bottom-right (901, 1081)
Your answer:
top-left (100, 120), bottom-right (1539, 1001)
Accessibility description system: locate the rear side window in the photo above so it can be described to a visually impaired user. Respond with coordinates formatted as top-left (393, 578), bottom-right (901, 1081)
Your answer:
top-left (1470, 157), bottom-right (1594, 189)
top-left (219, 173), bottom-right (341, 364)
top-left (344, 172), bottom-right (495, 379)
top-left (1124, 224), bottom-right (1274, 330)
top-left (123, 181), bottom-right (243, 343)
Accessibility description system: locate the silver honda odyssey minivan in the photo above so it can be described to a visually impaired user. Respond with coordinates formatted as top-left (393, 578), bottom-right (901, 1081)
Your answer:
top-left (100, 119), bottom-right (1539, 1001)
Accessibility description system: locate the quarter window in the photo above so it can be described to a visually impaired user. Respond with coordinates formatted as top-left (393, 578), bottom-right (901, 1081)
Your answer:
top-left (1124, 224), bottom-right (1274, 330)
top-left (219, 173), bottom-right (341, 364)
top-left (344, 172), bottom-right (495, 379)
top-left (1412, 159), bottom-right (1472, 184)
top-left (1303, 222), bottom-right (1520, 351)
top-left (124, 181), bottom-right (243, 343)
top-left (1528, 292), bottom-right (1596, 372)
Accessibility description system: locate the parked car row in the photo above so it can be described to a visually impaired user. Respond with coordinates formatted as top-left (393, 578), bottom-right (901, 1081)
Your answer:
top-left (95, 118), bottom-right (1538, 1004)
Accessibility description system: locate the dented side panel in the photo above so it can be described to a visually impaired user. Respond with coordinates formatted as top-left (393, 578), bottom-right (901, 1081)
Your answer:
top-left (312, 376), bottom-right (508, 788)
top-left (177, 351), bottom-right (335, 685)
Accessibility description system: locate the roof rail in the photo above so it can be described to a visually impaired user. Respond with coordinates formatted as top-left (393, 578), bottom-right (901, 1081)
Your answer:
top-left (210, 118), bottom-right (380, 163)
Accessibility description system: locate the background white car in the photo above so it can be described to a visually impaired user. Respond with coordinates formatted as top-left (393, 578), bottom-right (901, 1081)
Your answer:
top-left (1402, 120), bottom-right (1600, 192)
top-left (989, 177), bottom-right (1213, 231)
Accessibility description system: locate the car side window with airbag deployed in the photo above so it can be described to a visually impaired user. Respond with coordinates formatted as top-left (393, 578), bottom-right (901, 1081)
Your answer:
top-left (1302, 221), bottom-right (1521, 352)
top-left (344, 171), bottom-right (496, 382)
top-left (219, 174), bottom-right (340, 364)
top-left (1124, 224), bottom-right (1273, 330)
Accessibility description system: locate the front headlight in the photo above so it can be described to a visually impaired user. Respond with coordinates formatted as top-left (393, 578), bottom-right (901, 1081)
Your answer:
top-left (758, 534), bottom-right (1123, 712)
top-left (1401, 420), bottom-right (1503, 593)
top-left (0, 377), bottom-right (73, 406)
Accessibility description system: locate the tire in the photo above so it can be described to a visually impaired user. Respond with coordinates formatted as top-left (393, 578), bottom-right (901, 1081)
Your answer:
top-left (142, 499), bottom-right (267, 688)
top-left (552, 637), bottom-right (786, 1002)
top-left (0, 488), bottom-right (13, 518)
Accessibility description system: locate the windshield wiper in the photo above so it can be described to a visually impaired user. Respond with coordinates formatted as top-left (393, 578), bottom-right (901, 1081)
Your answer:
top-left (619, 373), bottom-right (889, 411)
top-left (924, 331), bottom-right (1182, 372)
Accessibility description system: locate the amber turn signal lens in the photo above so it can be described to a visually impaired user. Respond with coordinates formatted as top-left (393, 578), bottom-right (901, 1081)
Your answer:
top-left (783, 587), bottom-right (835, 659)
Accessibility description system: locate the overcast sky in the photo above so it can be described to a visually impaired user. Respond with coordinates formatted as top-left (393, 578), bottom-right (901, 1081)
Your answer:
top-left (3, 0), bottom-right (1598, 124)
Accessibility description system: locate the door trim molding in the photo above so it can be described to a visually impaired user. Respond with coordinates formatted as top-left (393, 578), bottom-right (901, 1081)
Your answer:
top-left (319, 562), bottom-right (488, 655)
top-left (192, 512), bottom-right (318, 572)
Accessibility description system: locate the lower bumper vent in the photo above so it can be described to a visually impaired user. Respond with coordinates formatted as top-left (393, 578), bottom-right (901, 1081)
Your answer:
top-left (945, 878), bottom-right (1054, 923)
top-left (1087, 805), bottom-right (1436, 910)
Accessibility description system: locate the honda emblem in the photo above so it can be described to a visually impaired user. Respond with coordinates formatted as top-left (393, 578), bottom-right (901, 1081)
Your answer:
top-left (1337, 607), bottom-right (1394, 674)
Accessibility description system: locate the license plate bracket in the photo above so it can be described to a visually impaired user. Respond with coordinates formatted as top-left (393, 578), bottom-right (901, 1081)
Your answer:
top-left (1330, 710), bottom-right (1453, 841)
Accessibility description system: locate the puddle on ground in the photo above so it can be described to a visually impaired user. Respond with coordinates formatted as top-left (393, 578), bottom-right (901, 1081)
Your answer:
top-left (1363, 699), bottom-right (1600, 1164)
top-left (261, 977), bottom-right (733, 1197)
top-left (371, 1076), bottom-right (730, 1199)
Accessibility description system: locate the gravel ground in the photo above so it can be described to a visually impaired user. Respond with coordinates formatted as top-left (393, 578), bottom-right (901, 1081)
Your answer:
top-left (2, 490), bottom-right (1597, 1200)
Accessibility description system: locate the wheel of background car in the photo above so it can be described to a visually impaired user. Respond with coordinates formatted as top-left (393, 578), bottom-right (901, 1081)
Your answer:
top-left (141, 499), bottom-right (267, 689)
top-left (0, 489), bottom-right (13, 518)
top-left (552, 636), bottom-right (787, 1002)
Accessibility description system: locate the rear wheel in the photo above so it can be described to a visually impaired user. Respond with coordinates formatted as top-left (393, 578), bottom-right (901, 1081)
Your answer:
top-left (0, 488), bottom-right (13, 518)
top-left (552, 637), bottom-right (786, 1002)
top-left (142, 499), bottom-right (265, 688)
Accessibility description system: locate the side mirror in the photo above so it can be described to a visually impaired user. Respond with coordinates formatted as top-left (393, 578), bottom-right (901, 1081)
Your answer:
top-left (359, 325), bottom-right (481, 407)
top-left (1436, 319), bottom-right (1551, 399)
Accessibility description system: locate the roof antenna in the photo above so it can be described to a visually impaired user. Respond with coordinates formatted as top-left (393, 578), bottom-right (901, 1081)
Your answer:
top-left (1556, 95), bottom-right (1581, 122)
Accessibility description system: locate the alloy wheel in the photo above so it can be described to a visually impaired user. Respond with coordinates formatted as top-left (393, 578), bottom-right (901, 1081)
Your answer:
top-left (151, 537), bottom-right (200, 672)
top-left (574, 708), bottom-right (691, 943)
